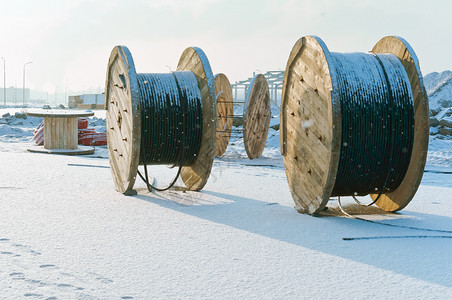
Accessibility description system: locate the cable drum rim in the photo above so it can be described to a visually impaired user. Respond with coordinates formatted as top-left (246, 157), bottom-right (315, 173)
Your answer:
top-left (105, 45), bottom-right (141, 194)
top-left (214, 73), bottom-right (233, 157)
top-left (370, 36), bottom-right (429, 211)
top-left (243, 74), bottom-right (271, 159)
top-left (177, 47), bottom-right (217, 191)
top-left (280, 36), bottom-right (341, 214)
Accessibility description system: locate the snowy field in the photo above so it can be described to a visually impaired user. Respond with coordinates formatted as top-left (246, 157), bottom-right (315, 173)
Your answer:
top-left (0, 104), bottom-right (451, 299)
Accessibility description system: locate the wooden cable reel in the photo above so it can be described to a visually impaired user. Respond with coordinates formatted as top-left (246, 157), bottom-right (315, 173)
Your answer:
top-left (105, 45), bottom-right (216, 194)
top-left (280, 36), bottom-right (429, 214)
top-left (214, 73), bottom-right (271, 159)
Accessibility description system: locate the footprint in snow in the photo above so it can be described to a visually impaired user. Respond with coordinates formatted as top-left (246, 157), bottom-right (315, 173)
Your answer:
top-left (98, 277), bottom-right (114, 284)
top-left (23, 293), bottom-right (43, 297)
top-left (10, 272), bottom-right (25, 280)
top-left (39, 264), bottom-right (58, 269)
top-left (88, 271), bottom-right (114, 284)
top-left (26, 278), bottom-right (48, 287)
top-left (12, 243), bottom-right (41, 255)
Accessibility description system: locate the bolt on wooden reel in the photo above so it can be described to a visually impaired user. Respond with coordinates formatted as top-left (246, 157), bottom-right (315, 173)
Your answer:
top-left (214, 73), bottom-right (271, 159)
top-left (280, 35), bottom-right (429, 215)
top-left (105, 45), bottom-right (216, 195)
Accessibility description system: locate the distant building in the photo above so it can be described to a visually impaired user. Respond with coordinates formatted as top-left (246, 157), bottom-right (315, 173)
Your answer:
top-left (0, 87), bottom-right (30, 104)
top-left (69, 93), bottom-right (104, 109)
top-left (232, 71), bottom-right (283, 106)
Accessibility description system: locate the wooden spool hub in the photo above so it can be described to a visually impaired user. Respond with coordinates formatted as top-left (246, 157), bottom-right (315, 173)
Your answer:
top-left (280, 35), bottom-right (428, 214)
top-left (105, 46), bottom-right (216, 194)
top-left (243, 74), bottom-right (271, 159)
top-left (214, 73), bottom-right (233, 157)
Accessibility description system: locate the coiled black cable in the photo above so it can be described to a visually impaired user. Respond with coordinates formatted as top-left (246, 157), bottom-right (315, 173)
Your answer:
top-left (136, 71), bottom-right (203, 191)
top-left (331, 52), bottom-right (414, 197)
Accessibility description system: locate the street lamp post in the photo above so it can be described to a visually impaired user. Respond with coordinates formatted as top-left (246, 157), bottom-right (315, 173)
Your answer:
top-left (1, 57), bottom-right (5, 106)
top-left (23, 61), bottom-right (32, 106)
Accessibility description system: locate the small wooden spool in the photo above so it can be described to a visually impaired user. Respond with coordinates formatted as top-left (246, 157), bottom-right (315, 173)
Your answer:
top-left (214, 73), bottom-right (233, 157)
top-left (280, 35), bottom-right (429, 214)
top-left (27, 110), bottom-right (95, 155)
top-left (214, 73), bottom-right (271, 159)
top-left (105, 46), bottom-right (216, 194)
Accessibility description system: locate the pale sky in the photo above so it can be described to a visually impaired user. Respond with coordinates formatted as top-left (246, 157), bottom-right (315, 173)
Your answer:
top-left (1, 0), bottom-right (451, 98)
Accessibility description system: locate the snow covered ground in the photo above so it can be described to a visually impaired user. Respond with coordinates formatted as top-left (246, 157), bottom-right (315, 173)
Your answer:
top-left (425, 70), bottom-right (452, 138)
top-left (0, 97), bottom-right (451, 298)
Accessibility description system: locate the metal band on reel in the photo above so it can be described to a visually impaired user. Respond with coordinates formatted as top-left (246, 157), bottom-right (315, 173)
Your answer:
top-left (280, 36), bottom-right (429, 215)
top-left (105, 46), bottom-right (216, 194)
top-left (214, 73), bottom-right (271, 159)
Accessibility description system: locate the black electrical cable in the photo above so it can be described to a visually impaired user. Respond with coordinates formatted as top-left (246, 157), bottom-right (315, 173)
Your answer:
top-left (135, 72), bottom-right (203, 191)
top-left (331, 52), bottom-right (414, 197)
top-left (343, 236), bottom-right (452, 241)
top-left (337, 196), bottom-right (452, 234)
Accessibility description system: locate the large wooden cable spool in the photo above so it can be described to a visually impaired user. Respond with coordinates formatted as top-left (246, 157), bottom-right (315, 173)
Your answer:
top-left (280, 35), bottom-right (429, 215)
top-left (214, 73), bottom-right (233, 157)
top-left (105, 45), bottom-right (216, 194)
top-left (243, 74), bottom-right (271, 159)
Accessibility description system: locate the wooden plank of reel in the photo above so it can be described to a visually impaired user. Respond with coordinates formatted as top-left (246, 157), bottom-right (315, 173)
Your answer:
top-left (214, 73), bottom-right (233, 157)
top-left (105, 46), bottom-right (216, 194)
top-left (280, 35), bottom-right (428, 214)
top-left (243, 74), bottom-right (271, 159)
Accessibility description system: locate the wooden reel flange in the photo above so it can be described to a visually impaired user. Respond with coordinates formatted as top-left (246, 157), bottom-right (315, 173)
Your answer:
top-left (214, 73), bottom-right (271, 159)
top-left (105, 46), bottom-right (216, 194)
top-left (243, 74), bottom-right (271, 159)
top-left (214, 73), bottom-right (234, 157)
top-left (371, 36), bottom-right (429, 212)
top-left (280, 36), bottom-right (429, 214)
